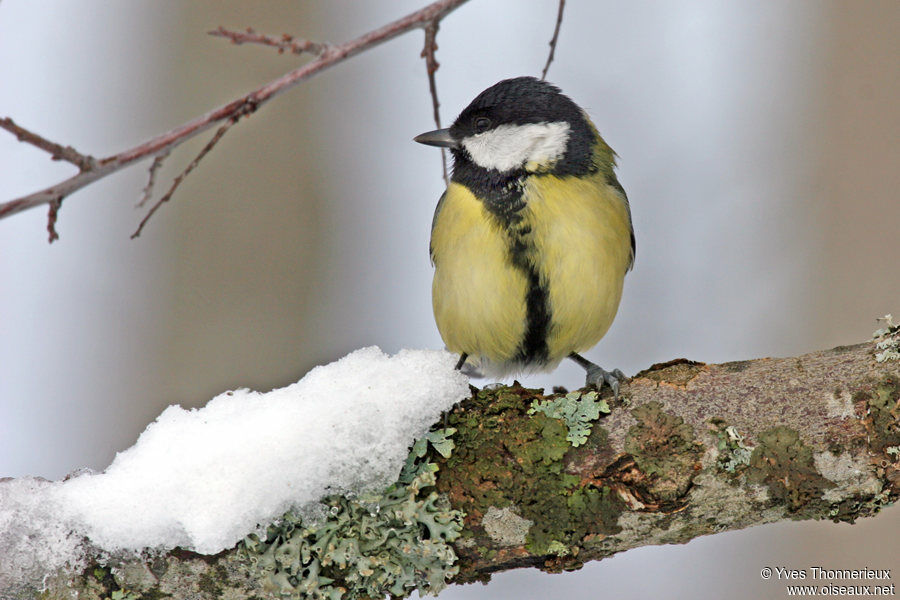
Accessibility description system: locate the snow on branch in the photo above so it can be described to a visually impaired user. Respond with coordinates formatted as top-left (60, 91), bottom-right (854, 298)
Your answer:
top-left (0, 0), bottom-right (471, 241)
top-left (3, 334), bottom-right (899, 599)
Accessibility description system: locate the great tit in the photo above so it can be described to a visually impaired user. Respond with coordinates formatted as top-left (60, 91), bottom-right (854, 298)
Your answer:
top-left (415, 76), bottom-right (634, 394)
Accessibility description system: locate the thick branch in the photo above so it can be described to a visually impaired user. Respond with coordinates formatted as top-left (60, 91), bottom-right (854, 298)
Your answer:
top-left (24, 338), bottom-right (900, 599)
top-left (0, 0), bottom-right (470, 230)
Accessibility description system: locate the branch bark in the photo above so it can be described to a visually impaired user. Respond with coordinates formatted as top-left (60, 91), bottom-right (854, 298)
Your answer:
top-left (23, 338), bottom-right (900, 599)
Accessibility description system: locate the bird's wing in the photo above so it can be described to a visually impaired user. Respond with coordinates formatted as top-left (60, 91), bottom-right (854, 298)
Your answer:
top-left (428, 190), bottom-right (448, 264)
top-left (605, 171), bottom-right (636, 271)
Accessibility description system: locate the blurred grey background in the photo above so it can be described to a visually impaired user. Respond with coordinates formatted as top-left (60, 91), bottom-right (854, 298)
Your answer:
top-left (1, 1), bottom-right (898, 598)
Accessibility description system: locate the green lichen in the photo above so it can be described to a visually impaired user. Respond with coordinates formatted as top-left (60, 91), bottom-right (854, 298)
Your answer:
top-left (710, 420), bottom-right (754, 474)
top-left (481, 506), bottom-right (532, 547)
top-left (83, 565), bottom-right (151, 600)
top-left (196, 570), bottom-right (223, 597)
top-left (633, 358), bottom-right (706, 384)
top-left (545, 540), bottom-right (570, 557)
top-left (746, 426), bottom-right (834, 515)
top-left (873, 314), bottom-right (900, 362)
top-left (435, 384), bottom-right (624, 571)
top-left (399, 427), bottom-right (456, 484)
top-left (865, 378), bottom-right (900, 453)
top-left (525, 481), bottom-right (625, 557)
top-left (242, 430), bottom-right (463, 599)
top-left (624, 402), bottom-right (704, 504)
top-left (528, 390), bottom-right (610, 447)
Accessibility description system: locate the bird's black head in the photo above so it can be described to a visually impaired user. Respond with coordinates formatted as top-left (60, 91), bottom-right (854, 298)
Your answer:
top-left (445, 77), bottom-right (595, 176)
top-left (413, 77), bottom-right (604, 222)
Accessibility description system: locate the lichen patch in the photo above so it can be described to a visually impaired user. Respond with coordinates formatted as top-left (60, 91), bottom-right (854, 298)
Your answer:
top-left (481, 506), bottom-right (532, 547)
top-left (873, 314), bottom-right (900, 362)
top-left (623, 402), bottom-right (704, 505)
top-left (814, 451), bottom-right (882, 503)
top-left (436, 384), bottom-right (625, 568)
top-left (825, 387), bottom-right (856, 419)
top-left (746, 426), bottom-right (834, 514)
top-left (632, 359), bottom-right (707, 387)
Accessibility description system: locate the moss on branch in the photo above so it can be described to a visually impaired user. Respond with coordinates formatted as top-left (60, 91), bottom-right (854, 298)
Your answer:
top-left (26, 340), bottom-right (900, 599)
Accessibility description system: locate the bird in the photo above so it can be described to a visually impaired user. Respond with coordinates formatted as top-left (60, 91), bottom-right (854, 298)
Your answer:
top-left (415, 76), bottom-right (634, 396)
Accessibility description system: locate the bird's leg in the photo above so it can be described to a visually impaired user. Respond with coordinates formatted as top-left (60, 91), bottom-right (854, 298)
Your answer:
top-left (568, 353), bottom-right (625, 400)
top-left (454, 352), bottom-right (485, 378)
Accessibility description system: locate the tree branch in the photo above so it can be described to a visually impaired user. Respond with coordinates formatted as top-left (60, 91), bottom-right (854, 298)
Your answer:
top-left (131, 117), bottom-right (237, 238)
top-left (0, 0), bottom-right (471, 238)
top-left (208, 26), bottom-right (330, 57)
top-left (421, 20), bottom-right (449, 185)
top-left (20, 337), bottom-right (900, 599)
top-left (136, 151), bottom-right (169, 209)
top-left (0, 117), bottom-right (97, 172)
top-left (540, 0), bottom-right (566, 81)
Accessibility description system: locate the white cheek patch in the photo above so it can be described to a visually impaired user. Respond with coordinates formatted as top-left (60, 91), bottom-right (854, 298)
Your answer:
top-left (461, 122), bottom-right (571, 172)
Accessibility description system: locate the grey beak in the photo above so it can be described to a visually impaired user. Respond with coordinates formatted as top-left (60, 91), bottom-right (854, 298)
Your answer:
top-left (414, 128), bottom-right (458, 149)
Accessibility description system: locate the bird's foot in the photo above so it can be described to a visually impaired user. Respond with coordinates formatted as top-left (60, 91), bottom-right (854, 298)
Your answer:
top-left (584, 365), bottom-right (626, 401)
top-left (454, 352), bottom-right (484, 378)
top-left (459, 363), bottom-right (484, 378)
top-left (569, 352), bottom-right (625, 401)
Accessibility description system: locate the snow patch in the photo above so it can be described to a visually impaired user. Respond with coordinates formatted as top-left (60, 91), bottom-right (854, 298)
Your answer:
top-left (0, 347), bottom-right (469, 590)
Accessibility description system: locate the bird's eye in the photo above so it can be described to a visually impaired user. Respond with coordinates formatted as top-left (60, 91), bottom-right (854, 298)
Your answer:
top-left (473, 116), bottom-right (491, 133)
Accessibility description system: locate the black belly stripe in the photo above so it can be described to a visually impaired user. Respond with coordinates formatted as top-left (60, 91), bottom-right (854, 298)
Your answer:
top-left (507, 233), bottom-right (550, 365)
top-left (518, 267), bottom-right (550, 364)
top-left (450, 162), bottom-right (552, 365)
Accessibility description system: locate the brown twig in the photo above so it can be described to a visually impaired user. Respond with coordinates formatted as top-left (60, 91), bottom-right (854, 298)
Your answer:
top-left (209, 26), bottom-right (330, 57)
top-left (0, 117), bottom-right (97, 172)
top-left (47, 197), bottom-right (62, 242)
top-left (131, 119), bottom-right (238, 238)
top-left (138, 151), bottom-right (170, 209)
top-left (421, 20), bottom-right (449, 185)
top-left (0, 0), bottom-right (471, 237)
top-left (540, 0), bottom-right (566, 81)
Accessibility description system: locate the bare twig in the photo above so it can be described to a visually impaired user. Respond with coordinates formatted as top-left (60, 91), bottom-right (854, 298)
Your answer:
top-left (0, 0), bottom-right (471, 236)
top-left (0, 117), bottom-right (96, 172)
top-left (421, 20), bottom-right (449, 185)
top-left (138, 151), bottom-right (170, 209)
top-left (131, 119), bottom-right (237, 238)
top-left (47, 197), bottom-right (62, 242)
top-left (540, 0), bottom-right (566, 81)
top-left (209, 26), bottom-right (330, 57)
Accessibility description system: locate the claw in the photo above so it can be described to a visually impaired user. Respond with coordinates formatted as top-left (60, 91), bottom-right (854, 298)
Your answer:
top-left (584, 365), bottom-right (625, 400)
top-left (569, 353), bottom-right (626, 401)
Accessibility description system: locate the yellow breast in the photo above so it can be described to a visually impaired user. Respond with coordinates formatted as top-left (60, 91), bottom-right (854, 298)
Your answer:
top-left (429, 173), bottom-right (632, 373)
top-left (430, 182), bottom-right (529, 364)
top-left (524, 173), bottom-right (632, 359)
